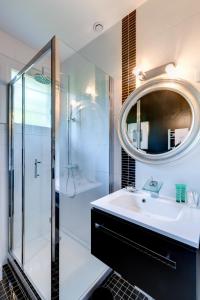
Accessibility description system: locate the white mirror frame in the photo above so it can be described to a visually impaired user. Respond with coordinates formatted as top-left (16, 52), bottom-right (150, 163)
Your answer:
top-left (118, 78), bottom-right (200, 164)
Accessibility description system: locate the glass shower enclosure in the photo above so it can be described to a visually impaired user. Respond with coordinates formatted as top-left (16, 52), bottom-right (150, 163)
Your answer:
top-left (8, 37), bottom-right (112, 299)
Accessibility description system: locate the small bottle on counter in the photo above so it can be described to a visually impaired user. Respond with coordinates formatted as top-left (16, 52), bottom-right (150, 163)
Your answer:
top-left (175, 184), bottom-right (186, 203)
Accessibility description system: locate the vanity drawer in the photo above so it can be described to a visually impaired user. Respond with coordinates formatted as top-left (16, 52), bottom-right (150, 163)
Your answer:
top-left (91, 208), bottom-right (198, 300)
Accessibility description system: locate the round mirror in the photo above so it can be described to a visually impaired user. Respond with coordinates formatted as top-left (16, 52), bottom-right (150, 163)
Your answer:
top-left (118, 79), bottom-right (200, 164)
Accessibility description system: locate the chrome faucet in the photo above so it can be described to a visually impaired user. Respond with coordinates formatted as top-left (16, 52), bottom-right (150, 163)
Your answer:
top-left (125, 183), bottom-right (137, 193)
top-left (142, 177), bottom-right (163, 198)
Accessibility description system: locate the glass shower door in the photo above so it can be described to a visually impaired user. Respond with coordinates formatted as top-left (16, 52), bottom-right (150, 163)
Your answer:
top-left (23, 55), bottom-right (52, 299)
top-left (8, 39), bottom-right (57, 300)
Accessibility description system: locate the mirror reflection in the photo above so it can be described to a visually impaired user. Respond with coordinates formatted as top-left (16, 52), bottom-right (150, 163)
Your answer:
top-left (126, 90), bottom-right (192, 154)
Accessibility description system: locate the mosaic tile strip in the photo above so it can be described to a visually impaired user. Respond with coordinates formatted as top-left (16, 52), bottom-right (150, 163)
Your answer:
top-left (121, 10), bottom-right (136, 189)
top-left (103, 272), bottom-right (151, 300)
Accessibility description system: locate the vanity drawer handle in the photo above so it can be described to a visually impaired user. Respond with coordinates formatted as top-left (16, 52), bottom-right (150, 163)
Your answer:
top-left (94, 223), bottom-right (176, 270)
top-left (95, 223), bottom-right (101, 229)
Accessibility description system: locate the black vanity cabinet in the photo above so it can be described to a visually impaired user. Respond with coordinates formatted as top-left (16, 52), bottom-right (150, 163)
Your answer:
top-left (91, 208), bottom-right (200, 300)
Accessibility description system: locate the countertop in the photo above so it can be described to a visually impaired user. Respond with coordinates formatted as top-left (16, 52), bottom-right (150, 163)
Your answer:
top-left (91, 189), bottom-right (200, 249)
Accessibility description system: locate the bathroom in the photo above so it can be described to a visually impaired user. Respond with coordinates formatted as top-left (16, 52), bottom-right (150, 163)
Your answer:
top-left (0, 0), bottom-right (200, 299)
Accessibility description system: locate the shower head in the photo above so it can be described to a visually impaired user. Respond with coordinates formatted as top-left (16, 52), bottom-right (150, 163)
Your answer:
top-left (34, 67), bottom-right (51, 85)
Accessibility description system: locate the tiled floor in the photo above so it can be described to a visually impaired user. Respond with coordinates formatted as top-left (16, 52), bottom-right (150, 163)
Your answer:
top-left (0, 280), bottom-right (9, 300)
top-left (0, 264), bottom-right (30, 300)
top-left (0, 265), bottom-right (152, 300)
top-left (103, 273), bottom-right (151, 300)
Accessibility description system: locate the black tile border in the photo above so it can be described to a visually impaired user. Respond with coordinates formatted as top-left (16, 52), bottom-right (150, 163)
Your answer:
top-left (2, 263), bottom-right (31, 299)
top-left (102, 272), bottom-right (150, 300)
top-left (121, 11), bottom-right (136, 189)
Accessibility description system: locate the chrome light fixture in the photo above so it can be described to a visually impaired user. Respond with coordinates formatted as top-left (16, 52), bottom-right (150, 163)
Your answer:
top-left (132, 66), bottom-right (146, 81)
top-left (133, 62), bottom-right (176, 81)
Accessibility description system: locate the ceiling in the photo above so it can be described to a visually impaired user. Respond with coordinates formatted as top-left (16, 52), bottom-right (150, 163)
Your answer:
top-left (0, 0), bottom-right (145, 51)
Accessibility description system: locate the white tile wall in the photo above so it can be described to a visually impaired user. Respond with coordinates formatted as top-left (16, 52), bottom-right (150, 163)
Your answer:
top-left (59, 49), bottom-right (110, 246)
top-left (79, 22), bottom-right (122, 191)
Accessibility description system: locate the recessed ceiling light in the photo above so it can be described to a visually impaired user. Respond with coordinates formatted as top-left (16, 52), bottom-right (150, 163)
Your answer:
top-left (93, 22), bottom-right (104, 33)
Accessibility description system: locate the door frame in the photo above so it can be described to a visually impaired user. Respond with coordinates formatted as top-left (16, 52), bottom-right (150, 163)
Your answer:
top-left (8, 36), bottom-right (60, 299)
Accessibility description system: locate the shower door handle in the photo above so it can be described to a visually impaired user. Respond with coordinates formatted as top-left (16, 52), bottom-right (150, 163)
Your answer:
top-left (34, 159), bottom-right (42, 178)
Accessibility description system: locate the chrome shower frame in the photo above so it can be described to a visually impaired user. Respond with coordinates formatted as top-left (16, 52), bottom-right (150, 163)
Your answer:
top-left (8, 36), bottom-right (59, 299)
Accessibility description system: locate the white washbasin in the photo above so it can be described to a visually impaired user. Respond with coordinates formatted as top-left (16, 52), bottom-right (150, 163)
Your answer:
top-left (109, 192), bottom-right (184, 221)
top-left (91, 189), bottom-right (200, 248)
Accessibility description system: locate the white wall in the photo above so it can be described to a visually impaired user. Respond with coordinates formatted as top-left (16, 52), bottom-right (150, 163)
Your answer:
top-left (136, 0), bottom-right (200, 197)
top-left (79, 0), bottom-right (200, 199)
top-left (0, 29), bottom-right (36, 278)
top-left (79, 22), bottom-right (122, 191)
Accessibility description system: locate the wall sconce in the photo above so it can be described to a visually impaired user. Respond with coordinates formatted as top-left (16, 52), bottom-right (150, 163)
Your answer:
top-left (132, 67), bottom-right (146, 81)
top-left (165, 63), bottom-right (177, 78)
top-left (133, 62), bottom-right (176, 81)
